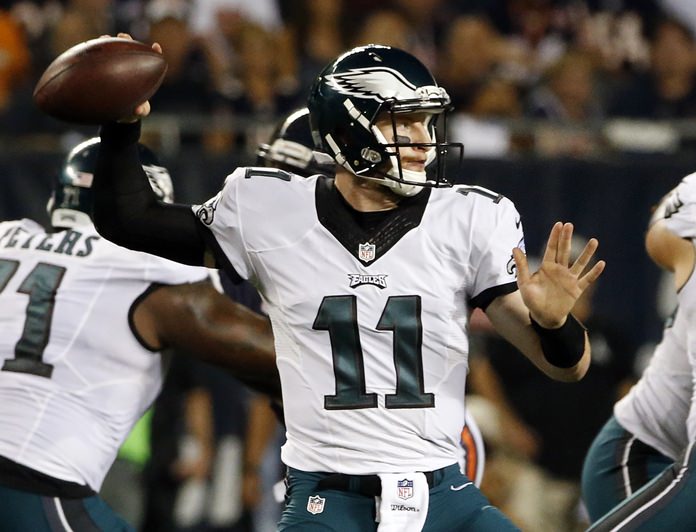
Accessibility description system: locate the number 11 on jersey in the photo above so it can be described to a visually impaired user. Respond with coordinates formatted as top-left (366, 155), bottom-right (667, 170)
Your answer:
top-left (313, 295), bottom-right (435, 410)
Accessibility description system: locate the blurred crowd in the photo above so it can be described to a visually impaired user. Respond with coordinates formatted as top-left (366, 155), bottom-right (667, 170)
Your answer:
top-left (4, 0), bottom-right (696, 156)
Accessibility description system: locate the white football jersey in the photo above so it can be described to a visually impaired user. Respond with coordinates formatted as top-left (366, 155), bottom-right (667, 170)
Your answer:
top-left (194, 169), bottom-right (522, 473)
top-left (657, 173), bottom-right (696, 442)
top-left (615, 173), bottom-right (696, 458)
top-left (614, 307), bottom-right (690, 460)
top-left (0, 219), bottom-right (208, 490)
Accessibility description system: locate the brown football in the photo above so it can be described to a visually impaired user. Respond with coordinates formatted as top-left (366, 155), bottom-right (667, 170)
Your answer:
top-left (34, 37), bottom-right (167, 124)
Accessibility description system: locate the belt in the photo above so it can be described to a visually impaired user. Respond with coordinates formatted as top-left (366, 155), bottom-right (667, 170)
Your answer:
top-left (0, 455), bottom-right (95, 499)
top-left (316, 466), bottom-right (447, 497)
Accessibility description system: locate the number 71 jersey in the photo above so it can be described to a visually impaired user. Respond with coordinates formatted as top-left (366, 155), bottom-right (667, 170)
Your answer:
top-left (195, 170), bottom-right (523, 474)
top-left (0, 219), bottom-right (208, 490)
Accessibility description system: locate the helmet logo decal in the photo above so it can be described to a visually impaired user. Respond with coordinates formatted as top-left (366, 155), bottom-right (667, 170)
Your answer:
top-left (358, 242), bottom-right (376, 262)
top-left (325, 67), bottom-right (419, 102)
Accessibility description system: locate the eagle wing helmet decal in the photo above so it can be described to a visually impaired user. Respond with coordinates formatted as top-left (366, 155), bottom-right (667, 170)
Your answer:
top-left (325, 67), bottom-right (420, 102)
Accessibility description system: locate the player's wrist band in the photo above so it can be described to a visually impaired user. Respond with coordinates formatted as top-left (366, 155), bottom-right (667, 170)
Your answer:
top-left (530, 313), bottom-right (586, 368)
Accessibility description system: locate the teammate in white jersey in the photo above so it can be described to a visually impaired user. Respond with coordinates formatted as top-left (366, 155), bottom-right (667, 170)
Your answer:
top-left (0, 139), bottom-right (278, 531)
top-left (581, 309), bottom-right (689, 522)
top-left (91, 40), bottom-right (604, 531)
top-left (584, 173), bottom-right (696, 530)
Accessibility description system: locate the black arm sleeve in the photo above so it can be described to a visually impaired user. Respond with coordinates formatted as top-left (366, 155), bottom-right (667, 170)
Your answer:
top-left (92, 121), bottom-right (208, 266)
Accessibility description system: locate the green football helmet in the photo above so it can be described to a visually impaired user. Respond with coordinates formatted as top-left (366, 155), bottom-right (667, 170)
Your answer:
top-left (307, 44), bottom-right (463, 196)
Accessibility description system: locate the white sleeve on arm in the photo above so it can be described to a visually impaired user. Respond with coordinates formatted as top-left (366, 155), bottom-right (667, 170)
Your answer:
top-left (192, 168), bottom-right (254, 281)
top-left (468, 195), bottom-right (524, 309)
top-left (656, 172), bottom-right (696, 239)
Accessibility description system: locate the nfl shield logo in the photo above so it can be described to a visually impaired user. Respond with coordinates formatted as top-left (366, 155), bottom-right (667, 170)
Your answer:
top-left (307, 495), bottom-right (326, 515)
top-left (397, 478), bottom-right (414, 500)
top-left (358, 242), bottom-right (376, 262)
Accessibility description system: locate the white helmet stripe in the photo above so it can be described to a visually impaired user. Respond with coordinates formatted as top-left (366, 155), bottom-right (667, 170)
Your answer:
top-left (343, 99), bottom-right (372, 130)
top-left (324, 133), bottom-right (348, 167)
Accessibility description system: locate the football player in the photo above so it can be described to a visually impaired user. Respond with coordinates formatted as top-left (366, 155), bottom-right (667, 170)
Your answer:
top-left (583, 175), bottom-right (696, 530)
top-left (93, 41), bottom-right (604, 531)
top-left (255, 105), bottom-right (487, 488)
top-left (0, 138), bottom-right (278, 531)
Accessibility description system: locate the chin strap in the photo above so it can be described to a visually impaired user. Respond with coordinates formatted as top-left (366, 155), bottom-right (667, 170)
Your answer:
top-left (386, 168), bottom-right (425, 196)
top-left (356, 171), bottom-right (423, 197)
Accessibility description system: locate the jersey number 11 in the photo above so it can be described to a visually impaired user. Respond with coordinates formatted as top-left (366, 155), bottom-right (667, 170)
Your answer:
top-left (313, 295), bottom-right (435, 410)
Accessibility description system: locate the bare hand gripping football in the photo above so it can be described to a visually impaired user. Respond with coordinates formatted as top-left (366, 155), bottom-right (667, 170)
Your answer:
top-left (33, 36), bottom-right (167, 124)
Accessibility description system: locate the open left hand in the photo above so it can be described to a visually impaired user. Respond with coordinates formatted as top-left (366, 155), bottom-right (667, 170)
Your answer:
top-left (512, 222), bottom-right (605, 328)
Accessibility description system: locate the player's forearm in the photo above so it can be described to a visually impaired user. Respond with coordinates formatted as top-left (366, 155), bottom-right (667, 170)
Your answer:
top-left (517, 327), bottom-right (590, 382)
top-left (162, 283), bottom-right (281, 398)
top-left (536, 337), bottom-right (590, 382)
top-left (487, 294), bottom-right (589, 382)
top-left (94, 121), bottom-right (207, 266)
top-left (529, 313), bottom-right (588, 379)
top-left (199, 309), bottom-right (281, 398)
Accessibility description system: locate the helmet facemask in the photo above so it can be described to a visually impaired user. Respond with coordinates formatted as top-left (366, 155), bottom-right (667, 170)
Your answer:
top-left (364, 99), bottom-right (460, 197)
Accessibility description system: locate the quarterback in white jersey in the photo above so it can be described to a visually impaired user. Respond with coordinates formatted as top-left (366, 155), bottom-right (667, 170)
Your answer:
top-left (196, 167), bottom-right (516, 475)
top-left (584, 173), bottom-right (696, 530)
top-left (92, 42), bottom-right (604, 531)
top-left (250, 107), bottom-right (488, 523)
top-left (0, 139), bottom-right (278, 532)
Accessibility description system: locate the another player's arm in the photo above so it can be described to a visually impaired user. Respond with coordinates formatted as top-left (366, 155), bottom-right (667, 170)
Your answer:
top-left (93, 120), bottom-right (210, 266)
top-left (485, 222), bottom-right (605, 382)
top-left (646, 189), bottom-right (695, 290)
top-left (133, 280), bottom-right (280, 398)
top-left (646, 221), bottom-right (694, 289)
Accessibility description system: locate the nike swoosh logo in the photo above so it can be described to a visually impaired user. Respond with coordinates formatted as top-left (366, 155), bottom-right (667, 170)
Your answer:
top-left (450, 482), bottom-right (472, 491)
